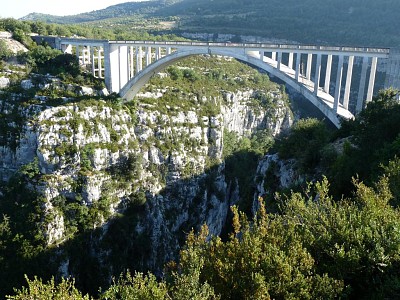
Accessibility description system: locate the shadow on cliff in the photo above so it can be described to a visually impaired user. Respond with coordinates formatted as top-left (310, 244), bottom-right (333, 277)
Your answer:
top-left (0, 147), bottom-right (263, 298)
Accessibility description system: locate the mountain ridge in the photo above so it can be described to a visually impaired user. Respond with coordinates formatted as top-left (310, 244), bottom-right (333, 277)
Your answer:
top-left (18, 0), bottom-right (400, 47)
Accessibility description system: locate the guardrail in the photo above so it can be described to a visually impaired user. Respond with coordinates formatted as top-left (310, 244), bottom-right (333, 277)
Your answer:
top-left (58, 37), bottom-right (390, 55)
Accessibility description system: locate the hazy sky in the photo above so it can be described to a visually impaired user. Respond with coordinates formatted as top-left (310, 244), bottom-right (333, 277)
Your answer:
top-left (1, 0), bottom-right (147, 19)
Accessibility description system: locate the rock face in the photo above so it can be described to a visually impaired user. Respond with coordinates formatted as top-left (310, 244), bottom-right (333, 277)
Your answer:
top-left (0, 72), bottom-right (292, 279)
top-left (0, 77), bottom-right (10, 89)
top-left (0, 32), bottom-right (28, 53)
top-left (252, 153), bottom-right (303, 213)
top-left (222, 90), bottom-right (291, 136)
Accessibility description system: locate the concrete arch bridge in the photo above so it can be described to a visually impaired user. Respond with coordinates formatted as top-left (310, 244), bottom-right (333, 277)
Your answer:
top-left (48, 37), bottom-right (393, 127)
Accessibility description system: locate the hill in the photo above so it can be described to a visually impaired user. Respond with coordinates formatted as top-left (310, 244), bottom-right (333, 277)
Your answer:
top-left (20, 0), bottom-right (400, 47)
top-left (21, 1), bottom-right (166, 24)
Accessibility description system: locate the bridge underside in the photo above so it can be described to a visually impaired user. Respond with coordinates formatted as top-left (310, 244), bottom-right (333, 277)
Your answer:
top-left (119, 48), bottom-right (351, 127)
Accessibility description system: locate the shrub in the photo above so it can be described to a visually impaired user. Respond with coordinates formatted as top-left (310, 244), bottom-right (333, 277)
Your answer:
top-left (277, 118), bottom-right (330, 171)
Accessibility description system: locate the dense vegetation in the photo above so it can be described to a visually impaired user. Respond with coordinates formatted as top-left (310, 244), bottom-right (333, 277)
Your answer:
top-left (7, 171), bottom-right (400, 299)
top-left (0, 17), bottom-right (184, 46)
top-left (21, 0), bottom-right (400, 47)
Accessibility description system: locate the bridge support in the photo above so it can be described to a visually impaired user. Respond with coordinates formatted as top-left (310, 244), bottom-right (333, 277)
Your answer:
top-left (277, 52), bottom-right (282, 70)
top-left (343, 56), bottom-right (354, 110)
top-left (324, 55), bottom-right (333, 94)
top-left (288, 52), bottom-right (294, 69)
top-left (306, 54), bottom-right (313, 80)
top-left (366, 56), bottom-right (378, 103)
top-left (119, 46), bottom-right (129, 90)
top-left (295, 52), bottom-right (301, 81)
top-left (146, 47), bottom-right (152, 66)
top-left (137, 47), bottom-right (143, 73)
top-left (314, 54), bottom-right (322, 95)
top-left (333, 55), bottom-right (344, 112)
top-left (356, 57), bottom-right (369, 113)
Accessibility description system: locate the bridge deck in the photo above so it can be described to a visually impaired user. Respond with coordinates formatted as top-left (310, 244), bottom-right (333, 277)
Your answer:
top-left (58, 37), bottom-right (390, 58)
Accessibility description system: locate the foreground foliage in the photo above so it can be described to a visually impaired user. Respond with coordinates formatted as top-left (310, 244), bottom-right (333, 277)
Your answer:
top-left (7, 276), bottom-right (90, 300)
top-left (9, 174), bottom-right (400, 299)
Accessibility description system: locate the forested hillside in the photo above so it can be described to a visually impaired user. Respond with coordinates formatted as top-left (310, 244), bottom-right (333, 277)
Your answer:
top-left (22, 0), bottom-right (400, 47)
top-left (161, 0), bottom-right (400, 46)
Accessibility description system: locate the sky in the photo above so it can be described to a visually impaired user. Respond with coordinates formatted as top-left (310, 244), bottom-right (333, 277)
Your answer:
top-left (0, 0), bottom-right (147, 19)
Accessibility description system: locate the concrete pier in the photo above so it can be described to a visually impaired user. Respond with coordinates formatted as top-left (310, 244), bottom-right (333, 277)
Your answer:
top-left (314, 54), bottom-right (322, 95)
top-left (343, 56), bottom-right (354, 109)
top-left (306, 53), bottom-right (312, 80)
top-left (366, 56), bottom-right (378, 103)
top-left (356, 57), bottom-right (369, 113)
top-left (334, 55), bottom-right (344, 112)
top-left (324, 55), bottom-right (332, 94)
top-left (295, 52), bottom-right (301, 81)
top-left (288, 52), bottom-right (294, 69)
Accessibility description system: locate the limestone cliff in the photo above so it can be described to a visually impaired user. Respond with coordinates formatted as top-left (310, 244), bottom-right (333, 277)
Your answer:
top-left (0, 56), bottom-right (293, 282)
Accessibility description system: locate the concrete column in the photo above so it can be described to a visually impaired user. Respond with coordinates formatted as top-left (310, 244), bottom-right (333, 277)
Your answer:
top-left (130, 46), bottom-right (135, 79)
top-left (366, 56), bottom-right (378, 103)
top-left (98, 48), bottom-right (103, 78)
top-left (288, 52), bottom-right (294, 69)
top-left (277, 52), bottom-right (282, 70)
top-left (136, 47), bottom-right (143, 72)
top-left (146, 46), bottom-right (152, 66)
top-left (155, 47), bottom-right (161, 60)
top-left (295, 53), bottom-right (301, 81)
top-left (271, 52), bottom-right (277, 61)
top-left (324, 55), bottom-right (332, 93)
top-left (82, 47), bottom-right (86, 64)
top-left (356, 57), bottom-right (369, 113)
top-left (343, 56), bottom-right (354, 110)
top-left (104, 43), bottom-right (120, 93)
top-left (333, 55), bottom-right (344, 112)
top-left (167, 47), bottom-right (172, 55)
top-left (259, 51), bottom-right (264, 60)
top-left (91, 48), bottom-right (95, 75)
top-left (306, 53), bottom-right (313, 80)
top-left (86, 46), bottom-right (91, 64)
top-left (314, 54), bottom-right (322, 96)
top-left (76, 45), bottom-right (80, 62)
top-left (119, 46), bottom-right (129, 90)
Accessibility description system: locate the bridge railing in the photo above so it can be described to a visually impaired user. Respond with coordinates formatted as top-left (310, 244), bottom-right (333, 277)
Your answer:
top-left (106, 40), bottom-right (389, 55)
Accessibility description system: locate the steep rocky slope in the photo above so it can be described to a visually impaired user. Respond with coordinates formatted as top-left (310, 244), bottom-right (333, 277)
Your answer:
top-left (0, 55), bottom-right (292, 292)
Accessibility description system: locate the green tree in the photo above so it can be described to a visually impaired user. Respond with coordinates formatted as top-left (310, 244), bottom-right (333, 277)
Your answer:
top-left (101, 272), bottom-right (168, 300)
top-left (7, 276), bottom-right (91, 300)
top-left (167, 65), bottom-right (183, 80)
top-left (282, 176), bottom-right (400, 298)
top-left (0, 39), bottom-right (12, 59)
top-left (173, 208), bottom-right (342, 299)
top-left (277, 118), bottom-right (330, 172)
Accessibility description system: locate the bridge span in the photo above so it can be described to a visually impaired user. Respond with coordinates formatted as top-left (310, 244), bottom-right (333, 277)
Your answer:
top-left (35, 36), bottom-right (394, 127)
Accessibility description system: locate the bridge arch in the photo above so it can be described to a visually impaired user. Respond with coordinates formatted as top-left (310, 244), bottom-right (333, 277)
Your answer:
top-left (120, 48), bottom-right (343, 127)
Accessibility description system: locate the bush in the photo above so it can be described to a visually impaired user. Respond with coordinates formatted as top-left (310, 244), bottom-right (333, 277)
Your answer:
top-left (7, 276), bottom-right (91, 300)
top-left (0, 40), bottom-right (12, 60)
top-left (101, 272), bottom-right (167, 300)
top-left (20, 46), bottom-right (80, 76)
top-left (277, 118), bottom-right (330, 171)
